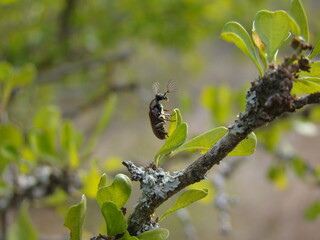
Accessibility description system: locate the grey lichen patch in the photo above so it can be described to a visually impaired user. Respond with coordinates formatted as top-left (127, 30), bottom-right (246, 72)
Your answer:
top-left (139, 166), bottom-right (181, 203)
top-left (137, 221), bottom-right (159, 235)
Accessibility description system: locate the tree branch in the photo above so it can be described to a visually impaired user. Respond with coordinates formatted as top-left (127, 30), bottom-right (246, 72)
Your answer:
top-left (123, 42), bottom-right (320, 235)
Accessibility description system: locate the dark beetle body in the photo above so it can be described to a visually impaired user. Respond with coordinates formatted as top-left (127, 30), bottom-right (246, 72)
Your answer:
top-left (149, 81), bottom-right (175, 140)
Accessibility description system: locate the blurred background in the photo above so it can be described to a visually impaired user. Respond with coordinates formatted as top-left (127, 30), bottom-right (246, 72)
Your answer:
top-left (0, 0), bottom-right (320, 239)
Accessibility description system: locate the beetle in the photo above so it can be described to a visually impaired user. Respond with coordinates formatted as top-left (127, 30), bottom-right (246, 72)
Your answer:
top-left (149, 80), bottom-right (175, 140)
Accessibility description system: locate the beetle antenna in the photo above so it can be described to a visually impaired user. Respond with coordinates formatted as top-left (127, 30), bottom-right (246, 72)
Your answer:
top-left (152, 82), bottom-right (160, 94)
top-left (164, 79), bottom-right (177, 96)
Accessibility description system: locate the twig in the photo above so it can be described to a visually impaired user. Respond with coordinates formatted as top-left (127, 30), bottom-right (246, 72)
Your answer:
top-left (37, 51), bottom-right (132, 84)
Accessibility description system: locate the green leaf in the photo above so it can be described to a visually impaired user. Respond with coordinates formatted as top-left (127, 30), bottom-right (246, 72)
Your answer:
top-left (309, 33), bottom-right (320, 59)
top-left (34, 106), bottom-right (61, 131)
top-left (288, 0), bottom-right (309, 42)
top-left (299, 61), bottom-right (320, 78)
top-left (267, 166), bottom-right (287, 190)
top-left (170, 127), bottom-right (257, 157)
top-left (229, 132), bottom-right (257, 156)
top-left (304, 200), bottom-right (320, 221)
top-left (291, 157), bottom-right (307, 177)
top-left (8, 203), bottom-right (37, 240)
top-left (61, 121), bottom-right (82, 168)
top-left (253, 10), bottom-right (299, 62)
top-left (200, 86), bottom-right (233, 125)
top-left (98, 173), bottom-right (110, 188)
top-left (167, 108), bottom-right (182, 137)
top-left (11, 63), bottom-right (36, 87)
top-left (64, 195), bottom-right (87, 240)
top-left (137, 229), bottom-right (169, 240)
top-left (159, 189), bottom-right (208, 222)
top-left (97, 173), bottom-right (132, 208)
top-left (85, 94), bottom-right (117, 156)
top-left (292, 78), bottom-right (320, 94)
top-left (0, 62), bottom-right (13, 82)
top-left (156, 122), bottom-right (188, 166)
top-left (120, 232), bottom-right (139, 240)
top-left (81, 164), bottom-right (102, 198)
top-left (101, 201), bottom-right (127, 237)
top-left (221, 21), bottom-right (263, 75)
top-left (0, 124), bottom-right (23, 149)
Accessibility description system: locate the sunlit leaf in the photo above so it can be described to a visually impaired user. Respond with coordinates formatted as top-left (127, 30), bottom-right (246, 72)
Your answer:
top-left (292, 78), bottom-right (320, 94)
top-left (252, 30), bottom-right (267, 69)
top-left (304, 200), bottom-right (320, 221)
top-left (221, 21), bottom-right (263, 75)
top-left (0, 124), bottom-right (23, 149)
top-left (0, 62), bottom-right (13, 82)
top-left (8, 203), bottom-right (37, 240)
top-left (85, 94), bottom-right (117, 155)
top-left (156, 122), bottom-right (188, 166)
top-left (34, 106), bottom-right (61, 131)
top-left (267, 166), bottom-right (287, 190)
top-left (64, 195), bottom-right (86, 240)
top-left (159, 189), bottom-right (208, 222)
top-left (253, 10), bottom-right (299, 62)
top-left (291, 157), bottom-right (307, 177)
top-left (11, 63), bottom-right (36, 87)
top-left (97, 173), bottom-right (132, 208)
top-left (137, 228), bottom-right (169, 240)
top-left (309, 33), bottom-right (320, 59)
top-left (98, 173), bottom-right (111, 188)
top-left (170, 127), bottom-right (257, 157)
top-left (299, 61), bottom-right (320, 78)
top-left (81, 164), bottom-right (101, 198)
top-left (187, 180), bottom-right (215, 204)
top-left (229, 132), bottom-right (257, 156)
top-left (200, 86), bottom-right (233, 125)
top-left (289, 0), bottom-right (309, 42)
top-left (167, 109), bottom-right (182, 137)
top-left (101, 201), bottom-right (127, 237)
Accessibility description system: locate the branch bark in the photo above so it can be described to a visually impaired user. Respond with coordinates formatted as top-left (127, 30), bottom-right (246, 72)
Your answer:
top-left (123, 42), bottom-right (320, 236)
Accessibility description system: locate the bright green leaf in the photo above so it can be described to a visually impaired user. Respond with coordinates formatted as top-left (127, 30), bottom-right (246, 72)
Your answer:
top-left (156, 122), bottom-right (188, 166)
top-left (292, 78), bottom-right (320, 94)
top-left (170, 127), bottom-right (257, 157)
top-left (159, 189), bottom-right (208, 222)
top-left (0, 124), bottom-right (23, 149)
top-left (299, 61), bottom-right (320, 78)
top-left (120, 231), bottom-right (139, 240)
top-left (200, 86), bottom-right (233, 125)
top-left (81, 165), bottom-right (101, 198)
top-left (97, 173), bottom-right (132, 208)
top-left (0, 62), bottom-right (13, 82)
top-left (229, 132), bottom-right (257, 156)
top-left (267, 166), bottom-right (287, 190)
top-left (291, 157), bottom-right (307, 177)
top-left (252, 30), bottom-right (267, 70)
top-left (101, 201), bottom-right (127, 237)
top-left (34, 106), bottom-right (61, 131)
top-left (167, 109), bottom-right (182, 137)
top-left (289, 0), bottom-right (309, 42)
top-left (137, 228), bottom-right (169, 240)
top-left (254, 10), bottom-right (297, 62)
top-left (98, 173), bottom-right (110, 188)
top-left (309, 33), bottom-right (320, 59)
top-left (64, 195), bottom-right (86, 240)
top-left (221, 21), bottom-right (263, 75)
top-left (85, 94), bottom-right (117, 156)
top-left (304, 200), bottom-right (320, 221)
top-left (11, 63), bottom-right (36, 87)
top-left (8, 203), bottom-right (37, 240)
top-left (171, 127), bottom-right (227, 156)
